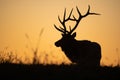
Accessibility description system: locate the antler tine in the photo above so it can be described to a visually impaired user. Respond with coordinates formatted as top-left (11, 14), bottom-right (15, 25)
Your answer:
top-left (56, 8), bottom-right (67, 34)
top-left (69, 5), bottom-right (100, 34)
top-left (69, 6), bottom-right (82, 34)
top-left (76, 6), bottom-right (82, 17)
top-left (63, 8), bottom-right (66, 21)
top-left (87, 5), bottom-right (90, 14)
top-left (55, 8), bottom-right (73, 34)
top-left (62, 8), bottom-right (67, 33)
top-left (58, 16), bottom-right (62, 25)
top-left (58, 8), bottom-right (74, 34)
top-left (83, 5), bottom-right (101, 17)
top-left (54, 24), bottom-right (64, 33)
top-left (57, 8), bottom-right (67, 34)
top-left (69, 26), bottom-right (72, 31)
top-left (90, 13), bottom-right (101, 15)
top-left (68, 8), bottom-right (73, 20)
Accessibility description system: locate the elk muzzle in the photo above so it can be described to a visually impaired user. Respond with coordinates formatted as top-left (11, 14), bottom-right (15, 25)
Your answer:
top-left (55, 40), bottom-right (61, 47)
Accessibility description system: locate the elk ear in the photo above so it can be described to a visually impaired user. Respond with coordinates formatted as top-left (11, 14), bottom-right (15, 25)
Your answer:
top-left (72, 32), bottom-right (76, 38)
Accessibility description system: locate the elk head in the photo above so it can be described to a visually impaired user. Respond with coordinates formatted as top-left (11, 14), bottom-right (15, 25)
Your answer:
top-left (54, 5), bottom-right (100, 51)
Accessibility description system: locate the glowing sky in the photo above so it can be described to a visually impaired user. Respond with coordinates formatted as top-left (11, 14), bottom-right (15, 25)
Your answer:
top-left (0, 0), bottom-right (120, 66)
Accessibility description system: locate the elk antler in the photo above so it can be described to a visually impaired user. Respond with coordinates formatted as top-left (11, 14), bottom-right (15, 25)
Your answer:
top-left (54, 8), bottom-right (73, 34)
top-left (54, 5), bottom-right (100, 34)
top-left (69, 5), bottom-right (100, 34)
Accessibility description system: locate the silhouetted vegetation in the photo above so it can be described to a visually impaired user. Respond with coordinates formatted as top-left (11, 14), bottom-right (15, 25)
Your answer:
top-left (0, 49), bottom-right (23, 64)
top-left (25, 28), bottom-right (44, 64)
top-left (0, 63), bottom-right (120, 80)
top-left (0, 50), bottom-right (120, 80)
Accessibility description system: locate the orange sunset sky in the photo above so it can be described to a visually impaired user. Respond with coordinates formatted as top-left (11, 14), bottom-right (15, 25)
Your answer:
top-left (0, 0), bottom-right (120, 66)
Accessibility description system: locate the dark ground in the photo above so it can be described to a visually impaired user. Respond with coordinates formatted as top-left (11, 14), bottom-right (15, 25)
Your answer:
top-left (0, 63), bottom-right (120, 80)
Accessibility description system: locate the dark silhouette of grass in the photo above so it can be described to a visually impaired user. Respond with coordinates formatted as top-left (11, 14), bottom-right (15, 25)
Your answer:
top-left (0, 63), bottom-right (120, 80)
top-left (25, 28), bottom-right (44, 64)
top-left (0, 49), bottom-right (23, 64)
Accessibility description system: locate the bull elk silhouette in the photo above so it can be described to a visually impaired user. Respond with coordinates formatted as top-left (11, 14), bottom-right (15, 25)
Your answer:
top-left (54, 5), bottom-right (101, 67)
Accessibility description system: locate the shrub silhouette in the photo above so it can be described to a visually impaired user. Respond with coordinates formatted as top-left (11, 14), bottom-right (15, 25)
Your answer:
top-left (0, 49), bottom-right (22, 64)
top-left (54, 5), bottom-right (101, 67)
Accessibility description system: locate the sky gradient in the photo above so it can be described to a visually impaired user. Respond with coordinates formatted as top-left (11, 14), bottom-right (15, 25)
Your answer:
top-left (0, 0), bottom-right (120, 66)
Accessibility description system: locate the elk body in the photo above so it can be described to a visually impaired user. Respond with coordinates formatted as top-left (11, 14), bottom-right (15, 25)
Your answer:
top-left (54, 5), bottom-right (101, 67)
